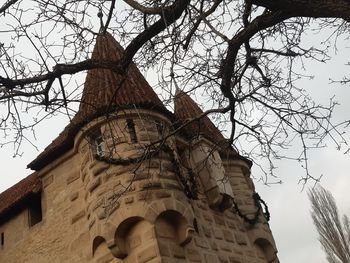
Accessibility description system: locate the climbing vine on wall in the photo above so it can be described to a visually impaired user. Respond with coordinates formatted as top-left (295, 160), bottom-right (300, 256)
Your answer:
top-left (96, 143), bottom-right (199, 200)
top-left (231, 193), bottom-right (270, 225)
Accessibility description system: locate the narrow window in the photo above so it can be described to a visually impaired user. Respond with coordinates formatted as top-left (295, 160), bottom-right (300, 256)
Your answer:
top-left (89, 129), bottom-right (105, 157)
top-left (155, 120), bottom-right (164, 138)
top-left (126, 119), bottom-right (138, 143)
top-left (29, 195), bottom-right (42, 227)
top-left (1, 232), bottom-right (4, 246)
top-left (94, 135), bottom-right (104, 157)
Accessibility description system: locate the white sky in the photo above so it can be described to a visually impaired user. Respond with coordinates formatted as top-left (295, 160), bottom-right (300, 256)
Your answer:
top-left (0, 21), bottom-right (350, 263)
top-left (256, 36), bottom-right (350, 262)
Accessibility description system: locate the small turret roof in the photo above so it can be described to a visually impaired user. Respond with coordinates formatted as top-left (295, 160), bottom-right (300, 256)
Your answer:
top-left (174, 90), bottom-right (238, 156)
top-left (174, 90), bottom-right (225, 143)
top-left (28, 32), bottom-right (170, 170)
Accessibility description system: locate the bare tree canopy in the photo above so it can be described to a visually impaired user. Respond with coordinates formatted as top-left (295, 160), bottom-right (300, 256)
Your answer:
top-left (308, 186), bottom-right (350, 263)
top-left (1, 0), bottom-right (350, 183)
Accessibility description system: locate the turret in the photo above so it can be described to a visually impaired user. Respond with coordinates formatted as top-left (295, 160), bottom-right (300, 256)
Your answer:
top-left (55, 32), bottom-right (195, 262)
top-left (174, 89), bottom-right (235, 209)
top-left (174, 90), bottom-right (279, 262)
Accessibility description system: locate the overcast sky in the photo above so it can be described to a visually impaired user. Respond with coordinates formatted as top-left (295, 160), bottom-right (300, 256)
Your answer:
top-left (256, 36), bottom-right (350, 262)
top-left (1, 29), bottom-right (350, 263)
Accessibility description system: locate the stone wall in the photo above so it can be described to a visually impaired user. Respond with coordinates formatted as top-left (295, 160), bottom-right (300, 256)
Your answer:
top-left (0, 152), bottom-right (92, 263)
top-left (0, 109), bottom-right (278, 263)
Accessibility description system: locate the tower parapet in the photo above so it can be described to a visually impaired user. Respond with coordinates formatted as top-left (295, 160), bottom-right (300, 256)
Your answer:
top-left (69, 32), bottom-right (196, 262)
top-left (76, 108), bottom-right (196, 262)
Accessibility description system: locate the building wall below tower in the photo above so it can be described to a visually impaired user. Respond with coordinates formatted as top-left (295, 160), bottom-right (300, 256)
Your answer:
top-left (0, 152), bottom-right (93, 263)
top-left (0, 111), bottom-right (278, 263)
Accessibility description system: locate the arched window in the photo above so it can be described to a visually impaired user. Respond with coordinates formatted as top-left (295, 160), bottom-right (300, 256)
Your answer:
top-left (254, 238), bottom-right (277, 263)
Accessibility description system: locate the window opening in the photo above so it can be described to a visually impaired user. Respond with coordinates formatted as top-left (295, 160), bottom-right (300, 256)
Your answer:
top-left (155, 120), bottom-right (164, 138)
top-left (29, 194), bottom-right (42, 227)
top-left (126, 119), bottom-right (138, 143)
top-left (89, 129), bottom-right (105, 157)
top-left (94, 135), bottom-right (104, 157)
top-left (1, 232), bottom-right (4, 246)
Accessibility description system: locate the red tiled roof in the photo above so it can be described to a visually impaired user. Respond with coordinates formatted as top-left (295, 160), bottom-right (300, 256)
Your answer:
top-left (174, 90), bottom-right (227, 143)
top-left (28, 32), bottom-right (171, 171)
top-left (174, 90), bottom-right (239, 157)
top-left (0, 172), bottom-right (41, 220)
top-left (79, 32), bottom-right (169, 117)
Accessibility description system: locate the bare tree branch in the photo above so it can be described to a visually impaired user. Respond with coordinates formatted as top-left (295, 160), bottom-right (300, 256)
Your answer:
top-left (0, 0), bottom-right (19, 15)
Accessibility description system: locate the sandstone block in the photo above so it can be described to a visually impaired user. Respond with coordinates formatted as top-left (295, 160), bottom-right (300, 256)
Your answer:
top-left (187, 248), bottom-right (202, 262)
top-left (138, 245), bottom-right (158, 263)
top-left (71, 210), bottom-right (86, 224)
top-left (172, 245), bottom-right (185, 259)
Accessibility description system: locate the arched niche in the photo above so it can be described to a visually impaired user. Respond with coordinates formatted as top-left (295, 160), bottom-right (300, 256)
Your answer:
top-left (114, 216), bottom-right (154, 259)
top-left (155, 210), bottom-right (194, 246)
top-left (92, 236), bottom-right (116, 262)
top-left (254, 238), bottom-right (278, 263)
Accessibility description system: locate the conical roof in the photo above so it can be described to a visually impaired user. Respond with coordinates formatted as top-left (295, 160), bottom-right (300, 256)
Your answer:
top-left (28, 32), bottom-right (170, 170)
top-left (79, 32), bottom-right (169, 116)
top-left (174, 90), bottom-right (238, 156)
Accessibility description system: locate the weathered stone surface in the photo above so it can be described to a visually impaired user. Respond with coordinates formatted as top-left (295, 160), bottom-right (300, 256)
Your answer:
top-left (138, 192), bottom-right (152, 201)
top-left (229, 255), bottom-right (242, 263)
top-left (219, 243), bottom-right (232, 252)
top-left (187, 248), bottom-right (202, 262)
top-left (125, 196), bottom-right (134, 204)
top-left (234, 232), bottom-right (247, 245)
top-left (141, 182), bottom-right (162, 190)
top-left (67, 173), bottom-right (80, 185)
top-left (129, 236), bottom-right (141, 249)
top-left (194, 237), bottom-right (209, 248)
top-left (155, 191), bottom-right (171, 199)
top-left (70, 192), bottom-right (79, 201)
top-left (43, 174), bottom-right (54, 188)
top-left (138, 245), bottom-right (158, 263)
top-left (205, 254), bottom-right (219, 263)
top-left (71, 210), bottom-right (86, 224)
top-left (87, 177), bottom-right (101, 193)
top-left (202, 226), bottom-right (212, 238)
top-left (218, 255), bottom-right (229, 263)
top-left (213, 228), bottom-right (224, 240)
top-left (210, 241), bottom-right (219, 251)
top-left (172, 246), bottom-right (185, 259)
top-left (202, 213), bottom-right (213, 222)
top-left (214, 215), bottom-right (226, 226)
top-left (158, 242), bottom-right (170, 256)
top-left (223, 230), bottom-right (235, 243)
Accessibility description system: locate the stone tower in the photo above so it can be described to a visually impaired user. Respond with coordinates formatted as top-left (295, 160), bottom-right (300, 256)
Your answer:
top-left (0, 32), bottom-right (278, 263)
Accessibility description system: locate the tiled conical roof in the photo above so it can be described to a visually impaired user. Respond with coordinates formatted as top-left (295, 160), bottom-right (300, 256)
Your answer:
top-left (79, 32), bottom-right (169, 116)
top-left (28, 32), bottom-right (170, 170)
top-left (174, 90), bottom-right (238, 156)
